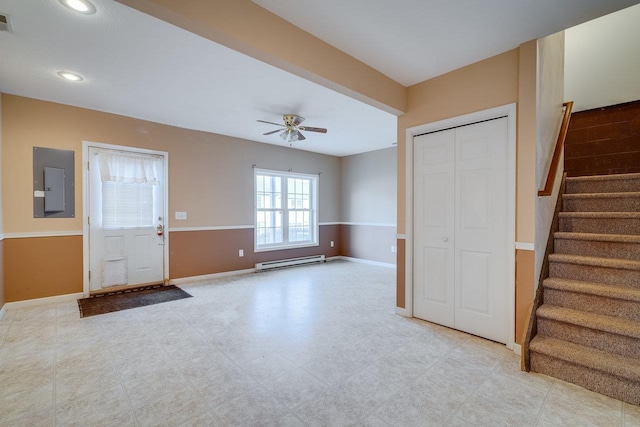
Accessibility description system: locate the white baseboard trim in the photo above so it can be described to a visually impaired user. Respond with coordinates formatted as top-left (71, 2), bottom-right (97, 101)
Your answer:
top-left (395, 306), bottom-right (411, 317)
top-left (513, 343), bottom-right (522, 356)
top-left (0, 304), bottom-right (6, 321)
top-left (340, 256), bottom-right (396, 268)
top-left (170, 269), bottom-right (255, 286)
top-left (4, 292), bottom-right (84, 310)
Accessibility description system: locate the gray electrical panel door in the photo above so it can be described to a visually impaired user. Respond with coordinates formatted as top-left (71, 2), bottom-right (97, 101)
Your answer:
top-left (33, 146), bottom-right (75, 218)
top-left (44, 167), bottom-right (65, 212)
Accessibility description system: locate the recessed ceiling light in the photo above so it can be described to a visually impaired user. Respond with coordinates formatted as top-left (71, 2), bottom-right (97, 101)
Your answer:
top-left (58, 0), bottom-right (96, 14)
top-left (57, 71), bottom-right (84, 82)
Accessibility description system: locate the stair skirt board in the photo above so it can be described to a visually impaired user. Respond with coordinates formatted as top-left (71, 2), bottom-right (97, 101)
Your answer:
top-left (255, 255), bottom-right (325, 272)
top-left (530, 352), bottom-right (640, 405)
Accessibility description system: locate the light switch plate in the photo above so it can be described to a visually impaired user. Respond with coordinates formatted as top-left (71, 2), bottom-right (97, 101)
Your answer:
top-left (175, 211), bottom-right (187, 220)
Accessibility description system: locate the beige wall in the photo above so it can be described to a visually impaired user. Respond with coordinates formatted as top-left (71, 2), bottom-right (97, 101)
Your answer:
top-left (1, 94), bottom-right (346, 301)
top-left (0, 240), bottom-right (4, 308)
top-left (535, 32), bottom-right (566, 286)
top-left (395, 47), bottom-right (538, 335)
top-left (117, 0), bottom-right (406, 115)
top-left (516, 249), bottom-right (535, 344)
top-left (397, 49), bottom-right (521, 234)
top-left (517, 41), bottom-right (538, 244)
top-left (1, 95), bottom-right (340, 234)
top-left (0, 92), bottom-right (3, 309)
top-left (4, 236), bottom-right (82, 302)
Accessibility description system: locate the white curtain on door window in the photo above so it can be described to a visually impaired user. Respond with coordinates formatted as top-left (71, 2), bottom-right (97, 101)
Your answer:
top-left (98, 150), bottom-right (161, 185)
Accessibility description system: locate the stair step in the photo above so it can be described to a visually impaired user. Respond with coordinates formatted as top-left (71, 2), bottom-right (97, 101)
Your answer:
top-left (558, 212), bottom-right (640, 235)
top-left (554, 232), bottom-right (640, 261)
top-left (566, 172), bottom-right (640, 194)
top-left (562, 191), bottom-right (640, 212)
top-left (548, 253), bottom-right (640, 270)
top-left (537, 305), bottom-right (640, 359)
top-left (543, 277), bottom-right (640, 322)
top-left (549, 253), bottom-right (640, 288)
top-left (529, 336), bottom-right (640, 405)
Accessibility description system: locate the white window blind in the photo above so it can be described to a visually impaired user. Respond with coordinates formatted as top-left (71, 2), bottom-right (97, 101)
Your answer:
top-left (97, 150), bottom-right (161, 228)
top-left (102, 182), bottom-right (154, 228)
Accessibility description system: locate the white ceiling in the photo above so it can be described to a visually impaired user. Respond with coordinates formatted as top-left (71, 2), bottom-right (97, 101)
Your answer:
top-left (0, 0), bottom-right (638, 157)
top-left (0, 0), bottom-right (396, 157)
top-left (252, 0), bottom-right (640, 87)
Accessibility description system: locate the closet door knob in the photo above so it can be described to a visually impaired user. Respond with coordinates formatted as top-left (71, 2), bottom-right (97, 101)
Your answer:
top-left (442, 237), bottom-right (449, 242)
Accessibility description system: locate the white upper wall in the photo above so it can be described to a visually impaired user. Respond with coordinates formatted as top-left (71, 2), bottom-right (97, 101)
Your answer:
top-left (565, 4), bottom-right (640, 112)
top-left (535, 32), bottom-right (565, 286)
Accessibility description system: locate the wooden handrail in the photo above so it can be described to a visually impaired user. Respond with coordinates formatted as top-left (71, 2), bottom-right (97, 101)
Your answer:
top-left (538, 101), bottom-right (573, 196)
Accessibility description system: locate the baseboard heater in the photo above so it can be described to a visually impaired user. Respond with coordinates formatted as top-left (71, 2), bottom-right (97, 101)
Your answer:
top-left (255, 255), bottom-right (325, 272)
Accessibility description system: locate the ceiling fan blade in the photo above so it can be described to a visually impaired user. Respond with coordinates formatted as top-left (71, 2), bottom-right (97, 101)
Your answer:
top-left (297, 131), bottom-right (306, 141)
top-left (263, 129), bottom-right (281, 136)
top-left (299, 126), bottom-right (327, 133)
top-left (257, 119), bottom-right (285, 127)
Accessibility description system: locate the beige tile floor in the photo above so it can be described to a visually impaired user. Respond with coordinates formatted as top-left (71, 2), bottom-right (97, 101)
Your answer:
top-left (0, 260), bottom-right (638, 426)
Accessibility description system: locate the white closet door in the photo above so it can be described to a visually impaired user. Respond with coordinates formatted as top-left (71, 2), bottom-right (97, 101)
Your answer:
top-left (454, 118), bottom-right (508, 343)
top-left (413, 129), bottom-right (455, 328)
top-left (413, 118), bottom-right (508, 344)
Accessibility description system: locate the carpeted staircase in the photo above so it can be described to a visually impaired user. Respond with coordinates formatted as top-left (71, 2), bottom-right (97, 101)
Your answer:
top-left (529, 172), bottom-right (640, 405)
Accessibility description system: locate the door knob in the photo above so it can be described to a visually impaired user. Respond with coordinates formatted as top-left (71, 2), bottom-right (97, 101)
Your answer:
top-left (442, 237), bottom-right (449, 242)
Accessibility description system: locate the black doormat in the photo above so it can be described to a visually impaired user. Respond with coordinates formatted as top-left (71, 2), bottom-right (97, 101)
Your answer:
top-left (77, 284), bottom-right (192, 318)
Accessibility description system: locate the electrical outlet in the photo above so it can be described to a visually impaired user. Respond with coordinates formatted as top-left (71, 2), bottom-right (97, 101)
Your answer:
top-left (239, 249), bottom-right (244, 257)
top-left (175, 211), bottom-right (187, 220)
top-left (391, 245), bottom-right (396, 253)
top-left (330, 241), bottom-right (334, 248)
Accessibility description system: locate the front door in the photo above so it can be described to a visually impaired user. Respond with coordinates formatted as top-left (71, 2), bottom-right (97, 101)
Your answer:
top-left (413, 117), bottom-right (508, 343)
top-left (88, 146), bottom-right (166, 292)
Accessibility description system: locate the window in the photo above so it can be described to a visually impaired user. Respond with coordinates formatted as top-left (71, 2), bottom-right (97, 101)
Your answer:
top-left (97, 149), bottom-right (163, 229)
top-left (255, 169), bottom-right (318, 251)
top-left (102, 182), bottom-right (154, 228)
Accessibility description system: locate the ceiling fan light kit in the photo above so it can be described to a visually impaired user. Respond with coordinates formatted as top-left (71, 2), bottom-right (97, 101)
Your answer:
top-left (258, 114), bottom-right (327, 146)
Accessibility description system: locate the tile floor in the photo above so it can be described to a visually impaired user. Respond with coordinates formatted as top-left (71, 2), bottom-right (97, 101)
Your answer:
top-left (0, 260), bottom-right (638, 426)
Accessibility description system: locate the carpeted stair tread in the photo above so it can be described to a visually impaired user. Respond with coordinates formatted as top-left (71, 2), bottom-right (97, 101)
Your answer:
top-left (566, 172), bottom-right (640, 183)
top-left (548, 253), bottom-right (640, 271)
top-left (554, 232), bottom-right (640, 244)
top-left (558, 212), bottom-right (640, 219)
top-left (530, 336), bottom-right (640, 383)
top-left (543, 277), bottom-right (640, 302)
top-left (536, 305), bottom-right (640, 339)
top-left (562, 191), bottom-right (640, 199)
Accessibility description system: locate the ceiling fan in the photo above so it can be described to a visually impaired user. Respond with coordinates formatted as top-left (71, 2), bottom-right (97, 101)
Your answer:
top-left (257, 114), bottom-right (327, 144)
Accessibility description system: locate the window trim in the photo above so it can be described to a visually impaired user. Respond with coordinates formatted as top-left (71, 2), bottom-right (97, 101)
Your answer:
top-left (254, 168), bottom-right (319, 252)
